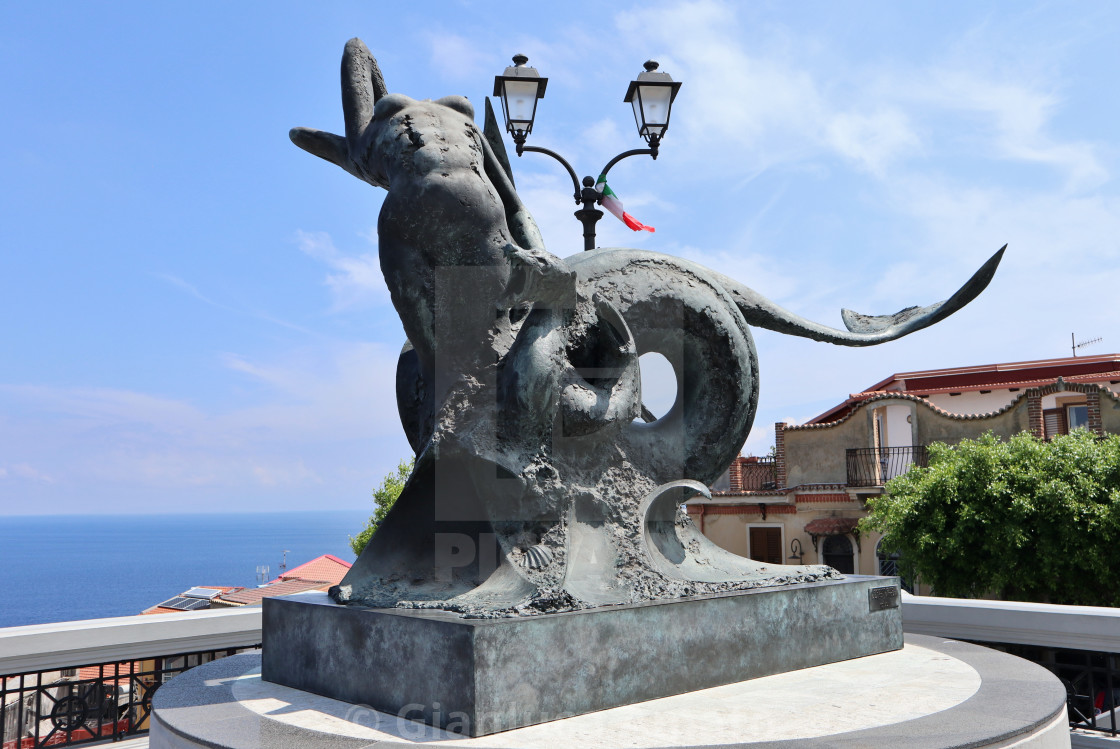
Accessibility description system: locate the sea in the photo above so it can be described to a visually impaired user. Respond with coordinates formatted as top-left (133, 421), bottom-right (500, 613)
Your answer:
top-left (0, 511), bottom-right (369, 629)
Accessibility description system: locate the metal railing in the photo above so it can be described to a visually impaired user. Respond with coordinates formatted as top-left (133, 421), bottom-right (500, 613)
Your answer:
top-left (0, 608), bottom-right (261, 749)
top-left (987, 642), bottom-right (1118, 739)
top-left (902, 594), bottom-right (1120, 743)
top-left (4, 596), bottom-right (1118, 745)
top-left (845, 445), bottom-right (928, 487)
top-left (1, 647), bottom-right (257, 748)
top-left (736, 458), bottom-right (778, 492)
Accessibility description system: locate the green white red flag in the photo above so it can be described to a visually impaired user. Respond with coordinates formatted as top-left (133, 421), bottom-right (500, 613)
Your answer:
top-left (595, 174), bottom-right (654, 233)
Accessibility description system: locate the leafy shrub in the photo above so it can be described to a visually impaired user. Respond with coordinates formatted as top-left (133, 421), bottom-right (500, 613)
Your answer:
top-left (862, 430), bottom-right (1120, 605)
top-left (349, 458), bottom-right (414, 557)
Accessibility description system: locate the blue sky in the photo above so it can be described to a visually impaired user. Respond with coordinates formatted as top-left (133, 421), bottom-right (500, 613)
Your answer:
top-left (1, 2), bottom-right (1117, 515)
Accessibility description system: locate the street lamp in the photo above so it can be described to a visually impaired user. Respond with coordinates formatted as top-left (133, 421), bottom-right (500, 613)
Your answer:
top-left (494, 55), bottom-right (681, 251)
top-left (624, 61), bottom-right (682, 153)
top-left (492, 54), bottom-right (547, 149)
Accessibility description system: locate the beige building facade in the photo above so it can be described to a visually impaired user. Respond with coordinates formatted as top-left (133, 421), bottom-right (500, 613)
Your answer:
top-left (689, 354), bottom-right (1120, 586)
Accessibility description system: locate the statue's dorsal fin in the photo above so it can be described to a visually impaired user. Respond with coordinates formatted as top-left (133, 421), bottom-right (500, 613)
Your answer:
top-left (484, 98), bottom-right (516, 189)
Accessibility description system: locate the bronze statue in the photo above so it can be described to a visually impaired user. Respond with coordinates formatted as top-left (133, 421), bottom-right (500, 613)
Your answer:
top-left (291, 38), bottom-right (1004, 616)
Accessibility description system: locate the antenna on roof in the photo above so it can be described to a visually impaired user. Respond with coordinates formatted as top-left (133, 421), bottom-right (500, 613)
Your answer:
top-left (1072, 333), bottom-right (1102, 357)
top-left (279, 550), bottom-right (290, 574)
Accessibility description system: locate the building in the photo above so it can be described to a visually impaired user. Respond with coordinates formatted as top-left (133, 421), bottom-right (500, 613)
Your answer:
top-left (140, 554), bottom-right (352, 614)
top-left (690, 354), bottom-right (1120, 580)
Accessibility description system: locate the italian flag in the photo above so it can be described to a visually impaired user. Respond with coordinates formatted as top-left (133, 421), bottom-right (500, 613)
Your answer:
top-left (595, 174), bottom-right (655, 233)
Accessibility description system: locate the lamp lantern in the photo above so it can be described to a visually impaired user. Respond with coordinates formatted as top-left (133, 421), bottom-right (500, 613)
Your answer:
top-left (493, 55), bottom-right (682, 250)
top-left (623, 61), bottom-right (681, 154)
top-left (493, 54), bottom-right (547, 148)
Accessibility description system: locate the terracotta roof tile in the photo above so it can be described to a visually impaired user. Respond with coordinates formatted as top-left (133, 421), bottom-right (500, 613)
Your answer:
top-left (269, 554), bottom-right (351, 585)
top-left (217, 578), bottom-right (330, 606)
top-left (813, 356), bottom-right (1120, 423)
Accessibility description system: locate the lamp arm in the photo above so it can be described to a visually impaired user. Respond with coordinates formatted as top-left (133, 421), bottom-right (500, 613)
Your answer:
top-left (597, 147), bottom-right (656, 182)
top-left (518, 145), bottom-right (583, 204)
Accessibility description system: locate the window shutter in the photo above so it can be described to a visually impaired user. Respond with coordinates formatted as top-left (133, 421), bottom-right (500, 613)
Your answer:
top-left (1043, 408), bottom-right (1067, 439)
top-left (749, 527), bottom-right (782, 564)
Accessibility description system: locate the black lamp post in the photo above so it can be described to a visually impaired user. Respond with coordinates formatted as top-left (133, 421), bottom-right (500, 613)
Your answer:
top-left (494, 55), bottom-right (681, 252)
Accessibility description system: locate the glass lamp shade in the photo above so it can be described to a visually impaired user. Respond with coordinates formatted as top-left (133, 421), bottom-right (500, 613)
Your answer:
top-left (624, 61), bottom-right (681, 144)
top-left (502, 79), bottom-right (542, 133)
top-left (493, 55), bottom-right (547, 139)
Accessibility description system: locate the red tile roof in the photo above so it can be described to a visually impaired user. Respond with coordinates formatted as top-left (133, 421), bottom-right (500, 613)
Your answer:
top-left (809, 354), bottom-right (1120, 424)
top-left (269, 554), bottom-right (351, 585)
top-left (216, 578), bottom-right (331, 606)
top-left (864, 354), bottom-right (1120, 394)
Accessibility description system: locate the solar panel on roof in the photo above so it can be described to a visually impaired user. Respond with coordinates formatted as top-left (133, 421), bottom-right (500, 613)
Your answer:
top-left (157, 596), bottom-right (211, 611)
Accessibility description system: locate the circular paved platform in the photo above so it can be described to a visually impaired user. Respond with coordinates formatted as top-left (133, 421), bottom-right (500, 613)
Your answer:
top-left (150, 634), bottom-right (1069, 748)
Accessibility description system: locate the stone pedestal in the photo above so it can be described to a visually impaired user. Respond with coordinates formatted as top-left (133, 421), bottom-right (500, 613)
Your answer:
top-left (149, 635), bottom-right (1070, 749)
top-left (261, 576), bottom-right (903, 736)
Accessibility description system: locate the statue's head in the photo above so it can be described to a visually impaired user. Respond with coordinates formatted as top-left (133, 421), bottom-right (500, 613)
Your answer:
top-left (353, 92), bottom-right (477, 188)
top-left (292, 61), bottom-right (482, 192)
top-left (290, 38), bottom-right (552, 386)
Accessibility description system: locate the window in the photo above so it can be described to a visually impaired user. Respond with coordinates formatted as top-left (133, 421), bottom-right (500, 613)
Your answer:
top-left (822, 535), bottom-right (854, 574)
top-left (1067, 404), bottom-right (1089, 431)
top-left (748, 526), bottom-right (782, 565)
top-left (1044, 401), bottom-right (1089, 438)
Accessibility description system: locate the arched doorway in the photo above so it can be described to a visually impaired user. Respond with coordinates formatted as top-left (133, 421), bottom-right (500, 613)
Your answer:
top-left (822, 535), bottom-right (854, 574)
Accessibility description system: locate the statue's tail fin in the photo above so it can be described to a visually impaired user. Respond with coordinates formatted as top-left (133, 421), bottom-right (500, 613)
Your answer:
top-left (712, 245), bottom-right (1006, 347)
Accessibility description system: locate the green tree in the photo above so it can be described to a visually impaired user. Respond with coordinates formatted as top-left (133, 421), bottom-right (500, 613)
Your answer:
top-left (349, 458), bottom-right (414, 557)
top-left (861, 430), bottom-right (1120, 606)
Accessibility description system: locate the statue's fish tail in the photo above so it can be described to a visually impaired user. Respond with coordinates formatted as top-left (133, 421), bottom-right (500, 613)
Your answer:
top-left (710, 245), bottom-right (1005, 346)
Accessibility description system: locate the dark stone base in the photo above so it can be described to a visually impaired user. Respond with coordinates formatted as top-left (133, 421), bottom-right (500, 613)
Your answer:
top-left (261, 576), bottom-right (903, 738)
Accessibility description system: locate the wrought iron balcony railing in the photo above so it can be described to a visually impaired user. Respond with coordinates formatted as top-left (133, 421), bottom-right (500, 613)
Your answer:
top-left (1, 608), bottom-right (260, 749)
top-left (845, 445), bottom-right (928, 487)
top-left (736, 457), bottom-right (778, 492)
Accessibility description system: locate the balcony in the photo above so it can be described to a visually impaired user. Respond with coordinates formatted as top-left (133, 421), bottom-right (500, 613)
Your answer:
top-left (1, 608), bottom-right (260, 749)
top-left (2, 598), bottom-right (1118, 747)
top-left (734, 457), bottom-right (779, 492)
top-left (846, 445), bottom-right (929, 487)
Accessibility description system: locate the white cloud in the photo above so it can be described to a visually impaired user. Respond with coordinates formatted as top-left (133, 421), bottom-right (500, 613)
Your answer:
top-left (1, 385), bottom-right (205, 428)
top-left (0, 463), bottom-right (54, 483)
top-left (296, 230), bottom-right (388, 310)
top-left (826, 108), bottom-right (920, 177)
top-left (0, 341), bottom-right (407, 498)
top-left (154, 273), bottom-right (315, 336)
top-left (917, 70), bottom-right (1107, 191)
top-left (607, 1), bottom-right (1109, 194)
